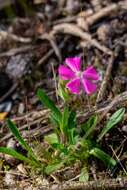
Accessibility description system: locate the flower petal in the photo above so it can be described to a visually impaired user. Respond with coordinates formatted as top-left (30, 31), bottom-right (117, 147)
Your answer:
top-left (82, 79), bottom-right (97, 95)
top-left (66, 78), bottom-right (81, 94)
top-left (83, 66), bottom-right (99, 80)
top-left (58, 65), bottom-right (75, 80)
top-left (65, 57), bottom-right (81, 72)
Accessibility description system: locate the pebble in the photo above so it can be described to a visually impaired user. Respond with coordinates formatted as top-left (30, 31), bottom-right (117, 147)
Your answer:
top-left (0, 101), bottom-right (12, 112)
top-left (4, 169), bottom-right (16, 186)
top-left (18, 103), bottom-right (25, 114)
top-left (6, 54), bottom-right (32, 79)
top-left (5, 138), bottom-right (19, 165)
top-left (17, 163), bottom-right (27, 175)
top-left (122, 125), bottom-right (127, 133)
top-left (97, 24), bottom-right (110, 42)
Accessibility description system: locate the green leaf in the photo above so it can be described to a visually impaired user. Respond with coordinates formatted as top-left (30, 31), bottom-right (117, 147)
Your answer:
top-left (68, 128), bottom-right (76, 145)
top-left (7, 120), bottom-right (40, 165)
top-left (50, 113), bottom-right (60, 127)
top-left (61, 107), bottom-right (69, 133)
top-left (79, 166), bottom-right (89, 182)
top-left (68, 110), bottom-right (77, 129)
top-left (45, 162), bottom-right (64, 174)
top-left (45, 133), bottom-right (59, 145)
top-left (67, 110), bottom-right (78, 144)
top-left (58, 82), bottom-right (70, 101)
top-left (0, 147), bottom-right (38, 166)
top-left (52, 143), bottom-right (68, 154)
top-left (81, 115), bottom-right (97, 139)
top-left (7, 120), bottom-right (33, 153)
top-left (37, 89), bottom-right (62, 123)
top-left (90, 148), bottom-right (116, 169)
top-left (98, 108), bottom-right (125, 141)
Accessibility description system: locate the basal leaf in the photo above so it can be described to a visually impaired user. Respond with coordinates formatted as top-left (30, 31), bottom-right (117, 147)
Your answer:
top-left (98, 108), bottom-right (125, 141)
top-left (79, 166), bottom-right (89, 182)
top-left (90, 148), bottom-right (116, 169)
top-left (0, 147), bottom-right (38, 166)
top-left (7, 119), bottom-right (40, 165)
top-left (50, 113), bottom-right (60, 127)
top-left (7, 119), bottom-right (33, 153)
top-left (52, 143), bottom-right (67, 154)
top-left (44, 133), bottom-right (59, 145)
top-left (45, 162), bottom-right (64, 174)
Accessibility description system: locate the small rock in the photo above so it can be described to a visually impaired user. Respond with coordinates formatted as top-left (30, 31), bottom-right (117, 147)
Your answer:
top-left (66, 0), bottom-right (79, 14)
top-left (35, 177), bottom-right (49, 189)
top-left (17, 163), bottom-right (27, 175)
top-left (0, 101), bottom-right (12, 112)
top-left (18, 103), bottom-right (25, 114)
top-left (122, 125), bottom-right (127, 133)
top-left (97, 24), bottom-right (110, 42)
top-left (5, 138), bottom-right (19, 165)
top-left (4, 169), bottom-right (16, 186)
top-left (0, 101), bottom-right (12, 120)
top-left (6, 54), bottom-right (32, 79)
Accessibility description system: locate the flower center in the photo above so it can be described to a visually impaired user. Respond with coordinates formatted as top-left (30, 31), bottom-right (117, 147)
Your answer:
top-left (76, 71), bottom-right (82, 78)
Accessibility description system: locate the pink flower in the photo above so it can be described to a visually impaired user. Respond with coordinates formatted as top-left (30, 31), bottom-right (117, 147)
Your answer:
top-left (58, 57), bottom-right (99, 95)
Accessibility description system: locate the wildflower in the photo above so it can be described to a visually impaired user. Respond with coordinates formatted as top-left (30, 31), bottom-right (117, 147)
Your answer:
top-left (58, 57), bottom-right (99, 95)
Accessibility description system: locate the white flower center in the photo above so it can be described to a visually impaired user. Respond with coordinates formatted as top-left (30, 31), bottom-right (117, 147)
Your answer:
top-left (76, 71), bottom-right (82, 78)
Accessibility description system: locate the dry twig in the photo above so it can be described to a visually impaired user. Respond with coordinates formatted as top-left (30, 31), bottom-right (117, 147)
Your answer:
top-left (79, 90), bottom-right (127, 123)
top-left (0, 45), bottom-right (36, 57)
top-left (38, 36), bottom-right (69, 65)
top-left (1, 91), bottom-right (127, 143)
top-left (38, 48), bottom-right (54, 65)
top-left (85, 3), bottom-right (119, 27)
top-left (51, 23), bottom-right (112, 55)
top-left (77, 3), bottom-right (119, 30)
top-left (44, 177), bottom-right (127, 190)
top-left (0, 30), bottom-right (31, 43)
top-left (0, 117), bottom-right (50, 143)
top-left (96, 55), bottom-right (114, 103)
top-left (0, 83), bottom-right (18, 103)
top-left (39, 33), bottom-right (62, 62)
